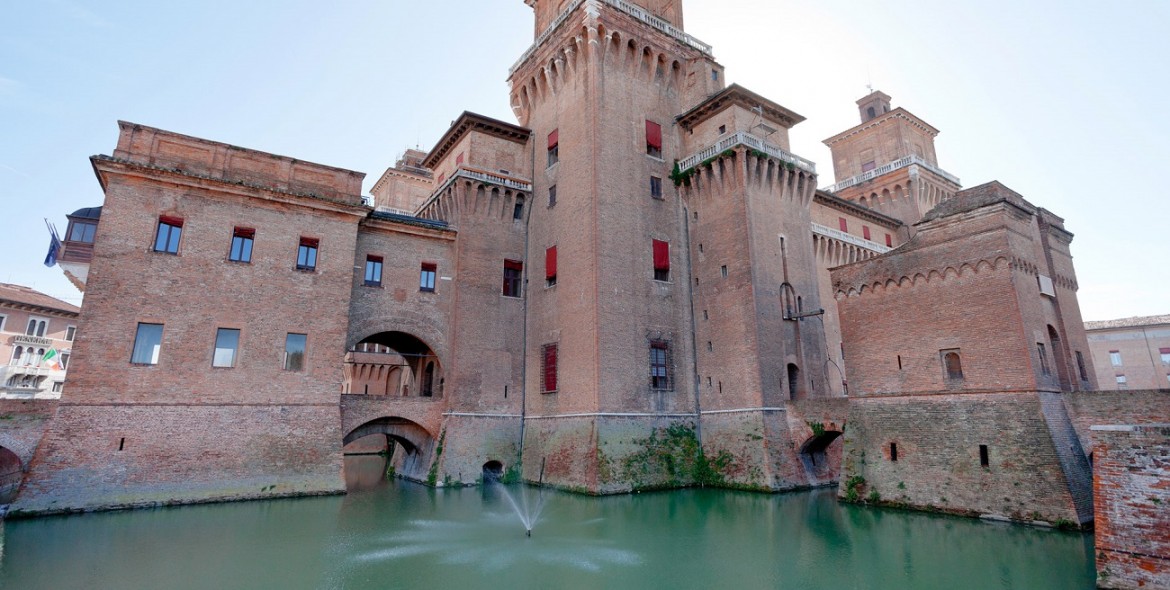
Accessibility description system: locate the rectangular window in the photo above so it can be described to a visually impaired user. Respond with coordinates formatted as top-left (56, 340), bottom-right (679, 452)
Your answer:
top-left (456, 152), bottom-right (464, 166)
top-left (838, 217), bottom-right (848, 232)
top-left (51, 382), bottom-right (63, 393)
top-left (60, 352), bottom-right (70, 370)
top-left (1109, 350), bottom-right (1122, 366)
top-left (545, 246), bottom-right (557, 287)
top-left (650, 340), bottom-right (672, 390)
top-left (69, 221), bottom-right (97, 243)
top-left (503, 260), bottom-right (523, 297)
top-left (712, 69), bottom-right (719, 82)
top-left (646, 120), bottom-right (663, 158)
top-left (1037, 343), bottom-right (1050, 376)
top-left (541, 343), bottom-right (558, 393)
top-left (297, 237), bottom-right (319, 271)
top-left (1076, 351), bottom-right (1089, 381)
top-left (652, 239), bottom-right (670, 281)
top-left (885, 233), bottom-right (893, 248)
top-left (1160, 348), bottom-right (1170, 365)
top-left (420, 263), bottom-right (437, 292)
top-left (861, 160), bottom-right (876, 173)
top-left (229, 227), bottom-right (255, 263)
top-left (890, 442), bottom-right (898, 462)
top-left (1116, 375), bottom-right (1128, 390)
top-left (549, 185), bottom-right (557, 207)
top-left (979, 445), bottom-right (989, 467)
top-left (65, 325), bottom-right (76, 341)
top-left (0, 314), bottom-right (5, 332)
top-left (284, 333), bottom-right (307, 371)
top-left (650, 176), bottom-right (663, 199)
top-left (154, 216), bottom-right (183, 254)
top-left (863, 225), bottom-right (871, 241)
top-left (364, 255), bottom-right (384, 287)
top-left (131, 323), bottom-right (164, 365)
top-left (547, 129), bottom-right (559, 167)
top-left (513, 197), bottom-right (525, 221)
top-left (212, 328), bottom-right (241, 368)
top-left (721, 265), bottom-right (728, 278)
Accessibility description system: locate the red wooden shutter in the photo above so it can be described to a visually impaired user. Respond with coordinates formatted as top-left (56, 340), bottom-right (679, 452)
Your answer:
top-left (646, 120), bottom-right (662, 150)
top-left (234, 227), bottom-right (255, 238)
top-left (838, 217), bottom-right (848, 232)
top-left (548, 129), bottom-right (559, 149)
top-left (300, 237), bottom-right (319, 248)
top-left (367, 255), bottom-right (383, 263)
top-left (863, 225), bottom-right (871, 241)
top-left (652, 239), bottom-right (670, 271)
top-left (546, 246), bottom-right (557, 279)
top-left (456, 152), bottom-right (464, 165)
top-left (160, 215), bottom-right (184, 227)
top-left (504, 259), bottom-right (523, 271)
top-left (885, 233), bottom-right (893, 247)
top-left (543, 344), bottom-right (558, 392)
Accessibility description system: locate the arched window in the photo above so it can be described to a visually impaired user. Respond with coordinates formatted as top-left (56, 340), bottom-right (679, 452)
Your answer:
top-left (11, 346), bottom-right (23, 363)
top-left (943, 350), bottom-right (963, 380)
top-left (513, 197), bottom-right (525, 221)
top-left (867, 106), bottom-right (876, 119)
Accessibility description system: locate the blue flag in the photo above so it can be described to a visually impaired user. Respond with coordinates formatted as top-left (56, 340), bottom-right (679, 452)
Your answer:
top-left (44, 220), bottom-right (61, 267)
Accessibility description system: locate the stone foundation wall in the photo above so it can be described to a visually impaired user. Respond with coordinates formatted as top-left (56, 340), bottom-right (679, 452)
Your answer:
top-left (11, 403), bottom-right (344, 516)
top-left (1092, 424), bottom-right (1170, 590)
top-left (432, 414), bottom-right (522, 485)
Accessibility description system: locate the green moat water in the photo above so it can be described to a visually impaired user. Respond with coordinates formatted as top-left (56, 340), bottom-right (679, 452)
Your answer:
top-left (0, 456), bottom-right (1096, 589)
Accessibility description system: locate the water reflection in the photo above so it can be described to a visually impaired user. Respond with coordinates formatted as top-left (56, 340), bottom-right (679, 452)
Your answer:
top-left (0, 456), bottom-right (1096, 590)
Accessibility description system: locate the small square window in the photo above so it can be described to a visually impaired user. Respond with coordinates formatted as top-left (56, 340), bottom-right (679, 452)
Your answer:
top-left (1109, 351), bottom-right (1122, 366)
top-left (285, 333), bottom-right (307, 371)
top-left (650, 176), bottom-right (663, 199)
top-left (718, 125), bottom-right (727, 135)
top-left (420, 263), bottom-right (437, 292)
top-left (154, 216), bottom-right (183, 254)
top-left (131, 323), bottom-right (164, 365)
top-left (365, 255), bottom-right (383, 287)
top-left (51, 382), bottom-right (63, 393)
top-left (229, 227), bottom-right (255, 263)
top-left (213, 328), bottom-right (241, 368)
top-left (297, 237), bottom-right (319, 271)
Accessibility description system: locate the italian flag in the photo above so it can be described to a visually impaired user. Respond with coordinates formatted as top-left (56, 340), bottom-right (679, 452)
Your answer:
top-left (42, 348), bottom-right (62, 371)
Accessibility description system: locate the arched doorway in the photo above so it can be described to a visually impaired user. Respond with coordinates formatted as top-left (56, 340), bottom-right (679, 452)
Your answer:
top-left (0, 446), bottom-right (23, 504)
top-left (799, 430), bottom-right (843, 483)
top-left (344, 332), bottom-right (442, 398)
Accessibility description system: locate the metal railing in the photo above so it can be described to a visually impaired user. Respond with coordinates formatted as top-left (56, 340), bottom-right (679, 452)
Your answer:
top-left (824, 154), bottom-right (960, 193)
top-left (678, 131), bottom-right (817, 174)
top-left (811, 223), bottom-right (891, 254)
top-left (510, 0), bottom-right (712, 77)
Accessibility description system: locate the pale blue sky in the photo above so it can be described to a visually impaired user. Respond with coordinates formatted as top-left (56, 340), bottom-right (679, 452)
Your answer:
top-left (2, 0), bottom-right (1166, 321)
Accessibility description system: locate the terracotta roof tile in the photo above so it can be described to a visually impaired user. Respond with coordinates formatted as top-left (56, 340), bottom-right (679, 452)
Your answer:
top-left (0, 283), bottom-right (80, 315)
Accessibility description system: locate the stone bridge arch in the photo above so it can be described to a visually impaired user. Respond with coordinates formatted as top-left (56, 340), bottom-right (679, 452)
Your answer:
top-left (342, 415), bottom-right (436, 482)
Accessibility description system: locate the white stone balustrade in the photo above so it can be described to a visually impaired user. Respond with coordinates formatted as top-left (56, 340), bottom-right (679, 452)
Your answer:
top-left (678, 131), bottom-right (817, 175)
top-left (824, 155), bottom-right (960, 194)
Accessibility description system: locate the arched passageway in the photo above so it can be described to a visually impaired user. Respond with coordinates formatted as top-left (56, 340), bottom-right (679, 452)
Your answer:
top-left (344, 331), bottom-right (443, 398)
top-left (0, 446), bottom-right (23, 504)
top-left (482, 461), bottom-right (504, 482)
top-left (799, 430), bottom-right (843, 481)
top-left (343, 417), bottom-right (434, 484)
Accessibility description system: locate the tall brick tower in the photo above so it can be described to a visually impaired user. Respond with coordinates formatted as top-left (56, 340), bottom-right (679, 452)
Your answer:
top-left (823, 91), bottom-right (962, 226)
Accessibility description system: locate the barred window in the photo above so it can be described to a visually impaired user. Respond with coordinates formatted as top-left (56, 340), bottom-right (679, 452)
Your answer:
top-left (650, 340), bottom-right (672, 391)
top-left (541, 343), bottom-right (558, 393)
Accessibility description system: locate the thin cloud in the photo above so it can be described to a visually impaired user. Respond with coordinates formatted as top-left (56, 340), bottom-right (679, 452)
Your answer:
top-left (45, 0), bottom-right (110, 28)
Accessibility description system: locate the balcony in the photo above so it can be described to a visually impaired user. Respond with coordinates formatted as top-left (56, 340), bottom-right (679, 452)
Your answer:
top-left (11, 335), bottom-right (54, 347)
top-left (824, 154), bottom-right (960, 194)
top-left (678, 131), bottom-right (817, 175)
top-left (811, 223), bottom-right (892, 254)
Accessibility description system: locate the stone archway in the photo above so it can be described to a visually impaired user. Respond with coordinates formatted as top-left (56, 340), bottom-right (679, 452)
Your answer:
top-left (0, 446), bottom-right (23, 504)
top-left (799, 430), bottom-right (843, 483)
top-left (344, 331), bottom-right (443, 398)
top-left (343, 417), bottom-right (435, 482)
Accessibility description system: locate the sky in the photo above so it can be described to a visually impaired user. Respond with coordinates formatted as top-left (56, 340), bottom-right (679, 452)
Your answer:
top-left (2, 0), bottom-right (1167, 321)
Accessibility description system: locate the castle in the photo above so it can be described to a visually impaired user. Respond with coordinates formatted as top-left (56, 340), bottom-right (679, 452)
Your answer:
top-left (8, 6), bottom-right (1170, 585)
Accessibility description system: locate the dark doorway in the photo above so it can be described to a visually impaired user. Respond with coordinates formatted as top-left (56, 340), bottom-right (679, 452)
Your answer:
top-left (787, 364), bottom-right (801, 400)
top-left (482, 461), bottom-right (504, 482)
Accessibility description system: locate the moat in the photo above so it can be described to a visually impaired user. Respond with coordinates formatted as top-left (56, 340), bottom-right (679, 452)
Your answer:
top-left (0, 456), bottom-right (1096, 589)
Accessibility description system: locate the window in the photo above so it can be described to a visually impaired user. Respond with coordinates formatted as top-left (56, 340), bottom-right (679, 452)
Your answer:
top-left (861, 161), bottom-right (876, 173)
top-left (65, 325), bottom-right (76, 341)
top-left (547, 129), bottom-right (559, 167)
top-left (942, 349), bottom-right (963, 380)
top-left (1037, 343), bottom-right (1050, 376)
top-left (60, 352), bottom-right (70, 370)
top-left (456, 152), bottom-right (464, 166)
top-left (364, 255), bottom-right (383, 287)
top-left (838, 217), bottom-right (848, 232)
top-left (885, 233), bottom-right (893, 248)
top-left (0, 314), bottom-right (5, 332)
top-left (549, 185), bottom-right (557, 207)
top-left (420, 263), bottom-right (437, 292)
top-left (541, 343), bottom-right (558, 393)
top-left (1116, 375), bottom-right (1128, 390)
top-left (513, 197), bottom-right (525, 221)
top-left (646, 120), bottom-right (663, 158)
top-left (284, 333), bottom-right (307, 371)
top-left (421, 362), bottom-right (435, 397)
top-left (890, 443), bottom-right (898, 462)
top-left (1076, 351), bottom-right (1089, 381)
top-left (503, 260), bottom-right (523, 297)
top-left (11, 346), bottom-right (22, 364)
top-left (1109, 350), bottom-right (1122, 366)
top-left (26, 318), bottom-right (47, 337)
top-left (650, 176), bottom-right (663, 199)
top-left (718, 125), bottom-right (727, 135)
top-left (212, 328), bottom-right (240, 368)
top-left (297, 237), bottom-right (319, 271)
top-left (652, 239), bottom-right (670, 281)
top-left (1160, 348), bottom-right (1170, 365)
top-left (979, 445), bottom-right (990, 467)
top-left (650, 340), bottom-right (672, 390)
top-left (721, 265), bottom-right (728, 278)
top-left (131, 323), bottom-right (164, 365)
top-left (51, 382), bottom-right (63, 393)
top-left (154, 216), bottom-right (183, 254)
top-left (545, 246), bottom-right (557, 287)
top-left (863, 226), bottom-right (871, 241)
top-left (711, 69), bottom-right (719, 82)
top-left (229, 227), bottom-right (255, 263)
top-left (68, 221), bottom-right (97, 243)
top-left (867, 107), bottom-right (876, 119)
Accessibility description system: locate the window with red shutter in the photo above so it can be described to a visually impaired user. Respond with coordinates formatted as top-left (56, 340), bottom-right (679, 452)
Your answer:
top-left (503, 259), bottom-right (523, 297)
top-left (863, 225), bottom-right (871, 241)
top-left (838, 217), bottom-right (848, 233)
top-left (541, 343), bottom-right (558, 393)
top-left (545, 246), bottom-right (557, 286)
top-left (456, 152), bottom-right (464, 166)
top-left (547, 129), bottom-right (559, 166)
top-left (646, 120), bottom-right (662, 157)
top-left (652, 239), bottom-right (670, 281)
top-left (885, 233), bottom-right (893, 247)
